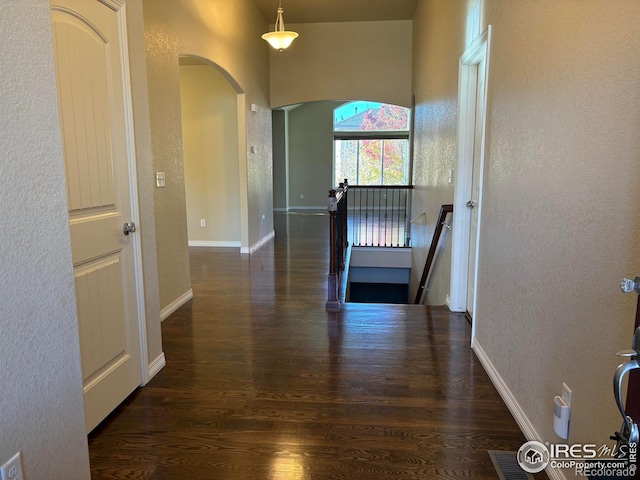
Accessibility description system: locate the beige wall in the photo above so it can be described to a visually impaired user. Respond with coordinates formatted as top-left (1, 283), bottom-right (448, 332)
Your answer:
top-left (410, 0), bottom-right (470, 305)
top-left (270, 21), bottom-right (413, 109)
top-left (413, 0), bottom-right (640, 454)
top-left (127, 0), bottom-right (164, 369)
top-left (477, 0), bottom-right (640, 449)
top-left (144, 0), bottom-right (273, 310)
top-left (0, 0), bottom-right (90, 477)
top-left (288, 102), bottom-right (340, 208)
top-left (180, 64), bottom-right (241, 244)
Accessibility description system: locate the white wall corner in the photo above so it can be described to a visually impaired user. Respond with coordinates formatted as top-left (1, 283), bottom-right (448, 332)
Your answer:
top-left (242, 230), bottom-right (275, 255)
top-left (160, 288), bottom-right (194, 321)
top-left (472, 339), bottom-right (567, 480)
top-left (145, 353), bottom-right (166, 384)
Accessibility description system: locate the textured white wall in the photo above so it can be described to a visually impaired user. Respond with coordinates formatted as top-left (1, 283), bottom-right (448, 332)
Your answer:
top-left (144, 0), bottom-right (273, 310)
top-left (270, 21), bottom-right (413, 109)
top-left (180, 64), bottom-right (241, 243)
top-left (477, 0), bottom-right (640, 448)
top-left (412, 0), bottom-right (640, 455)
top-left (0, 0), bottom-right (90, 478)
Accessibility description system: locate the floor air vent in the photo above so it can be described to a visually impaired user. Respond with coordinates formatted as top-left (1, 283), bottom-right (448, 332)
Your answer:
top-left (488, 451), bottom-right (534, 480)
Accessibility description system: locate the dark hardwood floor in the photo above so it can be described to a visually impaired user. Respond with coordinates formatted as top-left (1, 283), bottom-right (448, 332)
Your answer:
top-left (88, 213), bottom-right (543, 479)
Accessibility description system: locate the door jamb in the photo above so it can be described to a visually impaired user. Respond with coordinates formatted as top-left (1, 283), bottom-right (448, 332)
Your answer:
top-left (450, 26), bottom-right (492, 345)
top-left (115, 1), bottom-right (151, 384)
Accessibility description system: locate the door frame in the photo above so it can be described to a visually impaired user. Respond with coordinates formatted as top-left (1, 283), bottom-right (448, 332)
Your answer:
top-left (104, 0), bottom-right (150, 384)
top-left (450, 26), bottom-right (492, 343)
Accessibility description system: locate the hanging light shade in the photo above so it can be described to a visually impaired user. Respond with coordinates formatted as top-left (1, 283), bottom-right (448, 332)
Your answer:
top-left (262, 1), bottom-right (298, 51)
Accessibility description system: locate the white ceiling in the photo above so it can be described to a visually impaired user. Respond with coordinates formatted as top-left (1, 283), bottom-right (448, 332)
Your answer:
top-left (252, 0), bottom-right (419, 24)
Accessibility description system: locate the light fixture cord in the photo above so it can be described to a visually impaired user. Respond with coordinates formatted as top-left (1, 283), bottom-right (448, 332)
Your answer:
top-left (275, 0), bottom-right (285, 32)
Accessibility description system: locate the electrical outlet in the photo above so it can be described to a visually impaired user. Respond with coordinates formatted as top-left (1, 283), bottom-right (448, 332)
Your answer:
top-left (562, 382), bottom-right (572, 406)
top-left (200, 219), bottom-right (206, 228)
top-left (261, 214), bottom-right (266, 225)
top-left (1, 452), bottom-right (24, 480)
top-left (300, 194), bottom-right (304, 200)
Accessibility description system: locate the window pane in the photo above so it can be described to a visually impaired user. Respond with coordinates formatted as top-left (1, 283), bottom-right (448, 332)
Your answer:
top-left (361, 105), bottom-right (410, 132)
top-left (334, 101), bottom-right (382, 132)
top-left (334, 139), bottom-right (409, 186)
top-left (382, 139), bottom-right (409, 185)
top-left (359, 139), bottom-right (382, 185)
top-left (334, 140), bottom-right (358, 186)
top-left (334, 101), bottom-right (411, 186)
top-left (334, 101), bottom-right (410, 132)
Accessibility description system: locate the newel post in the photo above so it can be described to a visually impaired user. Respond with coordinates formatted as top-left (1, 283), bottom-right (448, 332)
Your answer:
top-left (326, 189), bottom-right (340, 311)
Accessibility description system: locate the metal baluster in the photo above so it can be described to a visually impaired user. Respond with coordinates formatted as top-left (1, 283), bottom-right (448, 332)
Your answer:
top-left (365, 188), bottom-right (369, 246)
top-left (403, 188), bottom-right (408, 247)
top-left (377, 188), bottom-right (381, 246)
top-left (358, 188), bottom-right (362, 247)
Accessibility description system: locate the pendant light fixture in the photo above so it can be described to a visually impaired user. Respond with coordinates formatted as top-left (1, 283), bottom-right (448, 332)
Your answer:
top-left (261, 0), bottom-right (298, 51)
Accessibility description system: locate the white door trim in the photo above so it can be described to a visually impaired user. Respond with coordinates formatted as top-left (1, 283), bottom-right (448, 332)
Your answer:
top-left (113, 1), bottom-right (150, 385)
top-left (450, 26), bottom-right (492, 340)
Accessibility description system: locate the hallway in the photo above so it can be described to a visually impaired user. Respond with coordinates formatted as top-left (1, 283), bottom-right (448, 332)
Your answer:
top-left (88, 213), bottom-right (536, 479)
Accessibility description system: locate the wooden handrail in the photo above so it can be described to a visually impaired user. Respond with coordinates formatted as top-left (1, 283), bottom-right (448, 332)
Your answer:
top-left (349, 185), bottom-right (414, 190)
top-left (414, 204), bottom-right (453, 304)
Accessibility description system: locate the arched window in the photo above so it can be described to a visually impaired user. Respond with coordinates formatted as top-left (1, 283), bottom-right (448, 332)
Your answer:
top-left (334, 101), bottom-right (411, 186)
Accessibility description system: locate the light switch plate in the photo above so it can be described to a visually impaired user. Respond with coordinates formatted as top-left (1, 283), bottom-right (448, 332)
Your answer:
top-left (562, 382), bottom-right (572, 406)
top-left (1, 452), bottom-right (24, 480)
top-left (156, 172), bottom-right (165, 188)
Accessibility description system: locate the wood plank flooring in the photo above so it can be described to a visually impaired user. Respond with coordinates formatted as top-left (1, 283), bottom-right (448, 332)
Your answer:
top-left (88, 213), bottom-right (544, 479)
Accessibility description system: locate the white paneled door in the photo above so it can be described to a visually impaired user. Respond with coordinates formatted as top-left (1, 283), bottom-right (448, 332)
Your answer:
top-left (51, 0), bottom-right (142, 433)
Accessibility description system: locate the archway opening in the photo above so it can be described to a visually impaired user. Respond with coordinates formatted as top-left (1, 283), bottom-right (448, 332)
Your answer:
top-left (178, 56), bottom-right (247, 248)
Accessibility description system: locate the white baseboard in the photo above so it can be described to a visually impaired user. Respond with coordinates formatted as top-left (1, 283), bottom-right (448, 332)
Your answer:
top-left (147, 352), bottom-right (166, 381)
top-left (188, 240), bottom-right (241, 248)
top-left (160, 289), bottom-right (193, 321)
top-left (288, 206), bottom-right (327, 211)
top-left (472, 339), bottom-right (566, 480)
top-left (273, 208), bottom-right (288, 212)
top-left (241, 230), bottom-right (275, 255)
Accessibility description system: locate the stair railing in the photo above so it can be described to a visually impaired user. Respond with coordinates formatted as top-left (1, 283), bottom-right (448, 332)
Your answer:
top-left (414, 204), bottom-right (453, 304)
top-left (348, 185), bottom-right (413, 248)
top-left (326, 180), bottom-right (348, 311)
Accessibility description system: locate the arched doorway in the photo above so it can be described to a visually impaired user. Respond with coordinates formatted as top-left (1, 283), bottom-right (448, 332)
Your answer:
top-left (178, 56), bottom-right (248, 250)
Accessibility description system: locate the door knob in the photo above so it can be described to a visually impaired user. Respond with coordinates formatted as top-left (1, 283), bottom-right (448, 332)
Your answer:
top-left (620, 276), bottom-right (640, 294)
top-left (123, 222), bottom-right (136, 236)
top-left (466, 200), bottom-right (477, 209)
